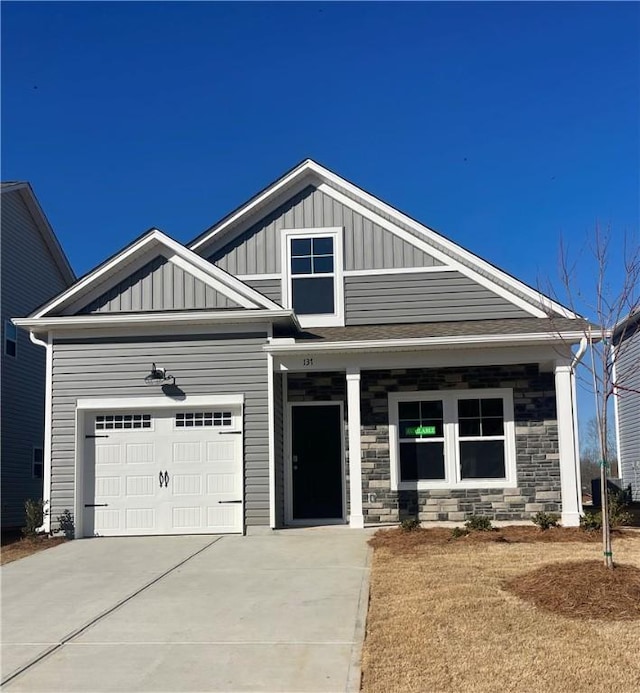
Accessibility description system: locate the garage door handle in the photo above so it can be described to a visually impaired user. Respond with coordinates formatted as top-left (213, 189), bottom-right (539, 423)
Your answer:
top-left (164, 471), bottom-right (169, 487)
top-left (218, 500), bottom-right (242, 504)
top-left (159, 471), bottom-right (165, 488)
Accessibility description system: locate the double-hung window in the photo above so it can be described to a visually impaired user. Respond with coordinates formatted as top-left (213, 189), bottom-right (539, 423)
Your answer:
top-left (389, 389), bottom-right (516, 489)
top-left (282, 228), bottom-right (344, 327)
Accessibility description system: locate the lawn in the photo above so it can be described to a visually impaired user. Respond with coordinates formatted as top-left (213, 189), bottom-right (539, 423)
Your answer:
top-left (361, 527), bottom-right (640, 693)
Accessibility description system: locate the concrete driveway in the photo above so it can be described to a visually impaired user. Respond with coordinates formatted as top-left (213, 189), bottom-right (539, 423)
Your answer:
top-left (1, 529), bottom-right (371, 692)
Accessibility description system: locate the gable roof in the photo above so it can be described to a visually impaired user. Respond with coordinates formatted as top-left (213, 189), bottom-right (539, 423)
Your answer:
top-left (189, 159), bottom-right (578, 320)
top-left (29, 228), bottom-right (285, 319)
top-left (1, 181), bottom-right (75, 285)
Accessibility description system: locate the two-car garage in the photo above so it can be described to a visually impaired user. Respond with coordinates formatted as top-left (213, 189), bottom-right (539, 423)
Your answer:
top-left (78, 398), bottom-right (244, 537)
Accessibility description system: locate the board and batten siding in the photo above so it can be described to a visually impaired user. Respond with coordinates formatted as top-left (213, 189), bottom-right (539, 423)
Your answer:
top-left (344, 271), bottom-right (531, 325)
top-left (79, 255), bottom-right (240, 314)
top-left (616, 327), bottom-right (640, 499)
top-left (50, 333), bottom-right (270, 528)
top-left (208, 186), bottom-right (442, 275)
top-left (1, 190), bottom-right (72, 527)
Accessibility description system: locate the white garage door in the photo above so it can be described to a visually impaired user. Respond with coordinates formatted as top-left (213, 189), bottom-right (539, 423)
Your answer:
top-left (83, 408), bottom-right (243, 536)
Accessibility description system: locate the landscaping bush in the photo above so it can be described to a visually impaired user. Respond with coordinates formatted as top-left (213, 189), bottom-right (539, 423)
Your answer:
top-left (531, 512), bottom-right (560, 530)
top-left (580, 511), bottom-right (602, 531)
top-left (451, 526), bottom-right (470, 539)
top-left (465, 515), bottom-right (493, 532)
top-left (57, 509), bottom-right (75, 539)
top-left (400, 518), bottom-right (421, 532)
top-left (581, 491), bottom-right (632, 532)
top-left (22, 499), bottom-right (48, 539)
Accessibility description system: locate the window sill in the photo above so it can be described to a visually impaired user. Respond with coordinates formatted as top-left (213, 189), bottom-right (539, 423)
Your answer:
top-left (393, 479), bottom-right (517, 491)
top-left (297, 314), bottom-right (345, 328)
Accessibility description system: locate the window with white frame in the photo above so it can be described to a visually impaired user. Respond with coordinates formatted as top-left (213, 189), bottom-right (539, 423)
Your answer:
top-left (389, 389), bottom-right (516, 489)
top-left (33, 447), bottom-right (44, 479)
top-left (282, 228), bottom-right (344, 327)
top-left (4, 320), bottom-right (17, 358)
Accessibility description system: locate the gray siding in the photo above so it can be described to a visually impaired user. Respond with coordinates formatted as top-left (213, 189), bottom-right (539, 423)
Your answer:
top-left (79, 255), bottom-right (240, 314)
top-left (273, 373), bottom-right (285, 527)
top-left (1, 190), bottom-right (71, 527)
top-left (50, 333), bottom-right (270, 528)
top-left (344, 271), bottom-right (531, 325)
top-left (208, 186), bottom-right (442, 274)
top-left (243, 278), bottom-right (282, 306)
top-left (616, 326), bottom-right (640, 499)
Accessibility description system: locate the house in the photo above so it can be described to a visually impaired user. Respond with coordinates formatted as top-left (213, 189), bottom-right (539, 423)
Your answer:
top-left (13, 160), bottom-right (588, 537)
top-left (1, 182), bottom-right (75, 529)
top-left (613, 310), bottom-right (640, 500)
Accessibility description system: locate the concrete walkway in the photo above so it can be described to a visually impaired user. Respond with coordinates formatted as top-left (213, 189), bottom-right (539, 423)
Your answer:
top-left (1, 530), bottom-right (371, 692)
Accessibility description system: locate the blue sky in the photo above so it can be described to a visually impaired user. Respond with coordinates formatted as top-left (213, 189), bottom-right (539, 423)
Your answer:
top-left (2, 1), bottom-right (639, 427)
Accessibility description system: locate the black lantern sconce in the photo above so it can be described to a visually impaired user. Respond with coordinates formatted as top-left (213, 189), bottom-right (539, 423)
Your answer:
top-left (144, 363), bottom-right (175, 386)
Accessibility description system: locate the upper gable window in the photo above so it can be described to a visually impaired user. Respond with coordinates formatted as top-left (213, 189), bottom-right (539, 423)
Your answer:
top-left (4, 320), bottom-right (17, 358)
top-left (282, 228), bottom-right (344, 328)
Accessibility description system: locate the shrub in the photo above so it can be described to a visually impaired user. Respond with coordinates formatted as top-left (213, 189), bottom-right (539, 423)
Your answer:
top-left (608, 492), bottom-right (633, 527)
top-left (464, 515), bottom-right (493, 532)
top-left (57, 509), bottom-right (75, 539)
top-left (451, 526), bottom-right (469, 539)
top-left (22, 499), bottom-right (48, 539)
top-left (531, 511), bottom-right (560, 530)
top-left (400, 518), bottom-right (421, 532)
top-left (580, 511), bottom-right (602, 531)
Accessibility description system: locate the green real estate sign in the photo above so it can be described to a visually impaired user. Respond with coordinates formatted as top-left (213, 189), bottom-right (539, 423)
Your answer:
top-left (405, 425), bottom-right (436, 436)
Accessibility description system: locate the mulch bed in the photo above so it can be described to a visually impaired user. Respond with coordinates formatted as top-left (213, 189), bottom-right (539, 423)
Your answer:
top-left (369, 525), bottom-right (636, 554)
top-left (504, 560), bottom-right (640, 620)
top-left (0, 535), bottom-right (67, 565)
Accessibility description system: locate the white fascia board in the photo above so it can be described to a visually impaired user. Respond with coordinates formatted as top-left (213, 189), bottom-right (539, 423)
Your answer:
top-left (14, 309), bottom-right (299, 331)
top-left (317, 183), bottom-right (548, 319)
top-left (309, 163), bottom-right (579, 320)
top-left (33, 228), bottom-right (283, 318)
top-left (264, 331), bottom-right (588, 354)
top-left (161, 235), bottom-right (283, 310)
top-left (189, 160), bottom-right (315, 252)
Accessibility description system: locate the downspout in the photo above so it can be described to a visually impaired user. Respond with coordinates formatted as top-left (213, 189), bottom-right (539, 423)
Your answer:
top-left (570, 337), bottom-right (588, 515)
top-left (29, 331), bottom-right (52, 533)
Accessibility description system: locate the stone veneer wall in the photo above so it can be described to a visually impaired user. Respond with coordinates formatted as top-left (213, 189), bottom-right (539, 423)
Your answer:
top-left (286, 373), bottom-right (351, 517)
top-left (360, 364), bottom-right (561, 523)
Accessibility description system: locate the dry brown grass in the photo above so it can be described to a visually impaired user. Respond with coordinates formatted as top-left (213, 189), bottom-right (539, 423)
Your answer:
top-left (362, 530), bottom-right (640, 693)
top-left (0, 536), bottom-right (66, 565)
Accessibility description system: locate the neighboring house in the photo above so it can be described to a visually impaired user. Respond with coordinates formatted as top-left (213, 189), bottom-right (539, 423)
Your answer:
top-left (613, 310), bottom-right (640, 500)
top-left (1, 182), bottom-right (75, 529)
top-left (14, 160), bottom-right (588, 538)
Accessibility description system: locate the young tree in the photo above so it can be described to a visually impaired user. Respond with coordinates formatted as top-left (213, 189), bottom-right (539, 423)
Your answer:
top-left (548, 225), bottom-right (640, 568)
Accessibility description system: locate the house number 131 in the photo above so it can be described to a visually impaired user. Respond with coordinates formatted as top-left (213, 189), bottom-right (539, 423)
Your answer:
top-left (303, 358), bottom-right (313, 367)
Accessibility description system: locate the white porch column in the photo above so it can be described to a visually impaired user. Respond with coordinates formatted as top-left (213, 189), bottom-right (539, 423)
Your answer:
top-left (346, 369), bottom-right (364, 528)
top-left (555, 363), bottom-right (582, 526)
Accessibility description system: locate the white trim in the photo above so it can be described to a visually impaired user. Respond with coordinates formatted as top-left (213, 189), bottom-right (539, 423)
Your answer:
top-left (346, 370), bottom-right (364, 528)
top-left (267, 352), bottom-right (276, 529)
top-left (285, 401), bottom-right (347, 525)
top-left (317, 182), bottom-right (549, 319)
top-left (190, 163), bottom-right (316, 252)
top-left (265, 331), bottom-right (587, 355)
top-left (235, 273), bottom-right (282, 281)
top-left (168, 254), bottom-right (255, 308)
top-left (34, 229), bottom-right (283, 319)
top-left (343, 266), bottom-right (450, 277)
top-left (281, 227), bottom-right (345, 328)
top-left (555, 364), bottom-right (582, 526)
top-left (74, 393), bottom-right (245, 539)
top-left (388, 388), bottom-right (517, 491)
top-left (612, 347), bottom-right (623, 477)
top-left (15, 309), bottom-right (299, 332)
top-left (43, 335), bottom-right (53, 532)
top-left (310, 163), bottom-right (577, 319)
top-left (76, 394), bottom-right (244, 411)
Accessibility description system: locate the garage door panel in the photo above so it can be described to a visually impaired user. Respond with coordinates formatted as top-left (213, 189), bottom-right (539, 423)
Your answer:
top-left (86, 407), bottom-right (243, 537)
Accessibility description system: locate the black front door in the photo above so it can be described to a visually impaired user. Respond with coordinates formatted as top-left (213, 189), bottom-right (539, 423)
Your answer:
top-left (291, 404), bottom-right (343, 520)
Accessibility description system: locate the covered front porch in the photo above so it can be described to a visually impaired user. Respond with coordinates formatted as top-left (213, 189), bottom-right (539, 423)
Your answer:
top-left (266, 334), bottom-right (584, 529)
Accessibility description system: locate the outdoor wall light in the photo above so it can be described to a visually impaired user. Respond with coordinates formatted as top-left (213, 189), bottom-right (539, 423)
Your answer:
top-left (144, 363), bottom-right (175, 386)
